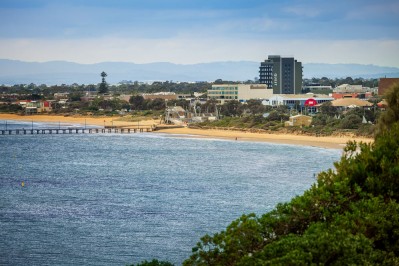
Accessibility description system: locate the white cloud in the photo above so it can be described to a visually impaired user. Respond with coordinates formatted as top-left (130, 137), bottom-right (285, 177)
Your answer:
top-left (0, 37), bottom-right (398, 68)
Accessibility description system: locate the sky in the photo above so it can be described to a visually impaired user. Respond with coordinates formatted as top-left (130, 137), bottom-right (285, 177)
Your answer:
top-left (0, 0), bottom-right (399, 67)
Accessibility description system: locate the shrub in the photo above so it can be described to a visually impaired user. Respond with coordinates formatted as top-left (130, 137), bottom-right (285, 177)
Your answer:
top-left (340, 113), bottom-right (362, 129)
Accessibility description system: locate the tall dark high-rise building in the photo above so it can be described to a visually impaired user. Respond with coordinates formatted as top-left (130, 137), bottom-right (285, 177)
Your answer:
top-left (259, 55), bottom-right (302, 94)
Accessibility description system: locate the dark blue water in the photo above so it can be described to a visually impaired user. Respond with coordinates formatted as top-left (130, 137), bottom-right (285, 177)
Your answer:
top-left (0, 121), bottom-right (341, 265)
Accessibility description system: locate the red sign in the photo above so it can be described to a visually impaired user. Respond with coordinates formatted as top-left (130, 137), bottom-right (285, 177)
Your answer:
top-left (304, 98), bottom-right (317, 107)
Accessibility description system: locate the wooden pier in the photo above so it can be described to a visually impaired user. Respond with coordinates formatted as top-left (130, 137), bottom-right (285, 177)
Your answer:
top-left (0, 126), bottom-right (154, 135)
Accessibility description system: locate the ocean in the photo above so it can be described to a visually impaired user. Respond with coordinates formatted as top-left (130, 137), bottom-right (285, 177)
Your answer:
top-left (0, 120), bottom-right (341, 265)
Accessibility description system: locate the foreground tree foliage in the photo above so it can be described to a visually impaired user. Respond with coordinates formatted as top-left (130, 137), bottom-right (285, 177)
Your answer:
top-left (129, 259), bottom-right (174, 266)
top-left (183, 84), bottom-right (399, 265)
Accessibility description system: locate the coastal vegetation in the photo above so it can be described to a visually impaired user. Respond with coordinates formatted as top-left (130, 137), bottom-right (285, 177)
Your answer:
top-left (130, 259), bottom-right (174, 266)
top-left (194, 100), bottom-right (379, 138)
top-left (129, 84), bottom-right (398, 266)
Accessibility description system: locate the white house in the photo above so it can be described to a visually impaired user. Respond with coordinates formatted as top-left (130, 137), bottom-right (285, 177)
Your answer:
top-left (262, 93), bottom-right (333, 108)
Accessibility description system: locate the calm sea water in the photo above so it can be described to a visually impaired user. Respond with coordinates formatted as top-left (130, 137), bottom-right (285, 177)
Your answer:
top-left (0, 120), bottom-right (341, 265)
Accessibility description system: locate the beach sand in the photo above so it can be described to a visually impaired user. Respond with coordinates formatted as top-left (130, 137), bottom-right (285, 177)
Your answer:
top-left (0, 113), bottom-right (373, 149)
top-left (155, 127), bottom-right (373, 149)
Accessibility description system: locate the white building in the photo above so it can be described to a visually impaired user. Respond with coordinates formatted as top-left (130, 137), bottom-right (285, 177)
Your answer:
top-left (208, 84), bottom-right (273, 104)
top-left (262, 93), bottom-right (333, 108)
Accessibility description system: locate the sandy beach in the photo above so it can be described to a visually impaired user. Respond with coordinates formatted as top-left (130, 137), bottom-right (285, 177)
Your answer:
top-left (155, 127), bottom-right (373, 149)
top-left (0, 113), bottom-right (373, 149)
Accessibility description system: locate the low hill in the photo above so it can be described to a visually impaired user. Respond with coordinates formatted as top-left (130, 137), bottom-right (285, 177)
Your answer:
top-left (0, 59), bottom-right (398, 85)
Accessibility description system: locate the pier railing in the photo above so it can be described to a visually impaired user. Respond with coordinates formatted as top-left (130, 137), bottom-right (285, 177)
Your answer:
top-left (0, 126), bottom-right (155, 135)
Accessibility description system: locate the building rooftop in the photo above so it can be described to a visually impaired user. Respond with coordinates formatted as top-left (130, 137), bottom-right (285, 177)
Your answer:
top-left (329, 98), bottom-right (373, 107)
top-left (272, 93), bottom-right (332, 99)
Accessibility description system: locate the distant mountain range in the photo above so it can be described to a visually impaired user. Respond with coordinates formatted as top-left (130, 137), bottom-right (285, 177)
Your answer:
top-left (0, 59), bottom-right (398, 85)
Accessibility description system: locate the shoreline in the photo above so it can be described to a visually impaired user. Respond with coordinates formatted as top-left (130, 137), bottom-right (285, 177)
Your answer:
top-left (155, 127), bottom-right (372, 150)
top-left (0, 113), bottom-right (373, 149)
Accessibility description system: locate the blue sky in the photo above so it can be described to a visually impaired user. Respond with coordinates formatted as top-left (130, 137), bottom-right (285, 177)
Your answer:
top-left (1, 0), bottom-right (398, 66)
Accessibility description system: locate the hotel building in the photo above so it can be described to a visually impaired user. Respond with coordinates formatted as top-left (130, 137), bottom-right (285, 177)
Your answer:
top-left (259, 55), bottom-right (303, 94)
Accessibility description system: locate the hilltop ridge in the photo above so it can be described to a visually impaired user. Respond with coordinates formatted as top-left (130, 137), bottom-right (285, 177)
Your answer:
top-left (0, 59), bottom-right (398, 85)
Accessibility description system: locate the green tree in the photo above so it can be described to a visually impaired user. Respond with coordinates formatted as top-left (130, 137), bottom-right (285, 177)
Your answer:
top-left (244, 99), bottom-right (266, 115)
top-left (98, 71), bottom-right (108, 94)
top-left (319, 101), bottom-right (338, 117)
top-left (0, 104), bottom-right (23, 113)
top-left (311, 113), bottom-right (329, 126)
top-left (319, 76), bottom-right (330, 86)
top-left (342, 76), bottom-right (354, 85)
top-left (130, 95), bottom-right (146, 110)
top-left (266, 110), bottom-right (288, 122)
top-left (69, 91), bottom-right (83, 102)
top-left (221, 100), bottom-right (242, 117)
top-left (339, 113), bottom-right (362, 129)
top-left (129, 259), bottom-right (174, 266)
top-left (147, 98), bottom-right (165, 111)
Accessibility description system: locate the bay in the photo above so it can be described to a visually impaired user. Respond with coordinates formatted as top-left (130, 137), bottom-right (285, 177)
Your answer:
top-left (0, 120), bottom-right (341, 265)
